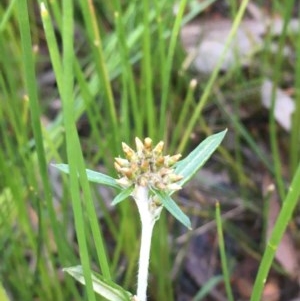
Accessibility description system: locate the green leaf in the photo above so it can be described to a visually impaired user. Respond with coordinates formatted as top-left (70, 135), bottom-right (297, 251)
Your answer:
top-left (175, 129), bottom-right (227, 187)
top-left (153, 189), bottom-right (192, 229)
top-left (52, 163), bottom-right (120, 189)
top-left (64, 265), bottom-right (132, 301)
top-left (112, 186), bottom-right (134, 206)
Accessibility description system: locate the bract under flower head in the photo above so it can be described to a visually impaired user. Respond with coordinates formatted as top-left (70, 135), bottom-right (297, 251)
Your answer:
top-left (115, 137), bottom-right (183, 191)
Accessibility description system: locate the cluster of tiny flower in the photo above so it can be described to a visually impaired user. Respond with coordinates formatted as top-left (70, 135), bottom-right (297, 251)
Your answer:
top-left (114, 137), bottom-right (183, 192)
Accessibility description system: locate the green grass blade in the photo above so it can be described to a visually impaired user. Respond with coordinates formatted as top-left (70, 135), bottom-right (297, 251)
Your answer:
top-left (141, 0), bottom-right (155, 138)
top-left (177, 0), bottom-right (249, 152)
top-left (268, 0), bottom-right (294, 201)
top-left (60, 0), bottom-right (97, 299)
top-left (0, 0), bottom-right (17, 32)
top-left (16, 0), bottom-right (73, 266)
top-left (159, 0), bottom-right (188, 136)
top-left (40, 2), bottom-right (63, 89)
top-left (250, 161), bottom-right (300, 301)
top-left (192, 275), bottom-right (223, 301)
top-left (181, 0), bottom-right (218, 25)
top-left (215, 202), bottom-right (234, 301)
top-left (214, 88), bottom-right (273, 171)
top-left (77, 0), bottom-right (119, 146)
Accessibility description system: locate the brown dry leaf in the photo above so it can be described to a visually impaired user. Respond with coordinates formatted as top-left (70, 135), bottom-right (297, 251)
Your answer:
top-left (263, 174), bottom-right (299, 278)
top-left (261, 79), bottom-right (295, 131)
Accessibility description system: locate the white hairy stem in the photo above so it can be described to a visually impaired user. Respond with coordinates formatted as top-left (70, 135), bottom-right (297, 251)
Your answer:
top-left (133, 186), bottom-right (162, 301)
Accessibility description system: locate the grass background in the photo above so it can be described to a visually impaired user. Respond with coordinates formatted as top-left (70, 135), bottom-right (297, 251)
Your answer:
top-left (1, 0), bottom-right (300, 300)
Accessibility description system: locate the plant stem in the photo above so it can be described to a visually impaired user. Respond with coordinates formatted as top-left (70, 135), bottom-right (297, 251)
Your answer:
top-left (137, 215), bottom-right (155, 301)
top-left (133, 186), bottom-right (162, 301)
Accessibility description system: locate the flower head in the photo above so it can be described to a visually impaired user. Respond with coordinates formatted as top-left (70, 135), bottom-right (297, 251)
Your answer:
top-left (115, 137), bottom-right (183, 191)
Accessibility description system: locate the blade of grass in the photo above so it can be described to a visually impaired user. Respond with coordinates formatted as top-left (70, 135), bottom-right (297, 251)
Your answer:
top-left (77, 0), bottom-right (119, 147)
top-left (159, 0), bottom-right (188, 138)
top-left (250, 161), bottom-right (300, 301)
top-left (214, 86), bottom-right (273, 171)
top-left (141, 0), bottom-right (155, 138)
top-left (171, 79), bottom-right (197, 151)
top-left (268, 0), bottom-right (295, 201)
top-left (192, 275), bottom-right (223, 301)
top-left (290, 7), bottom-right (300, 176)
top-left (41, 3), bottom-right (113, 280)
top-left (17, 0), bottom-right (74, 270)
top-left (114, 10), bottom-right (142, 137)
top-left (0, 0), bottom-right (17, 32)
top-left (60, 0), bottom-right (97, 299)
top-left (177, 0), bottom-right (250, 153)
top-left (215, 202), bottom-right (234, 301)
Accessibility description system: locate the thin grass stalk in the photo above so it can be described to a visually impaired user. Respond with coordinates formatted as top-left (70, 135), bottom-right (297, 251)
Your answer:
top-left (268, 0), bottom-right (295, 201)
top-left (114, 10), bottom-right (142, 137)
top-left (159, 0), bottom-right (188, 137)
top-left (171, 79), bottom-right (197, 151)
top-left (214, 86), bottom-right (273, 171)
top-left (192, 276), bottom-right (223, 301)
top-left (40, 2), bottom-right (63, 88)
top-left (16, 0), bottom-right (64, 271)
top-left (0, 135), bottom-right (37, 299)
top-left (215, 202), bottom-right (234, 301)
top-left (233, 96), bottom-right (245, 188)
top-left (0, 62), bottom-right (20, 142)
top-left (290, 11), bottom-right (300, 175)
top-left (78, 0), bottom-right (119, 147)
top-left (64, 0), bottom-right (112, 282)
top-left (60, 0), bottom-right (97, 299)
top-left (250, 161), bottom-right (300, 301)
top-left (67, 122), bottom-right (113, 279)
top-left (74, 62), bottom-right (107, 157)
top-left (152, 0), bottom-right (167, 90)
top-left (0, 0), bottom-right (17, 31)
top-left (48, 0), bottom-right (61, 28)
top-left (43, 0), bottom-right (112, 282)
top-left (39, 2), bottom-right (79, 263)
top-left (41, 0), bottom-right (117, 163)
top-left (141, 0), bottom-right (155, 138)
top-left (177, 0), bottom-right (250, 152)
top-left (75, 137), bottom-right (112, 280)
top-left (181, 0), bottom-right (218, 25)
top-left (261, 185), bottom-right (272, 250)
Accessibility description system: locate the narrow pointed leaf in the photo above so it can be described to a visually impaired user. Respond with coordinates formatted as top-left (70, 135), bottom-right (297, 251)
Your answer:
top-left (52, 163), bottom-right (120, 188)
top-left (153, 189), bottom-right (192, 229)
top-left (175, 129), bottom-right (227, 187)
top-left (64, 266), bottom-right (132, 301)
top-left (112, 186), bottom-right (134, 206)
